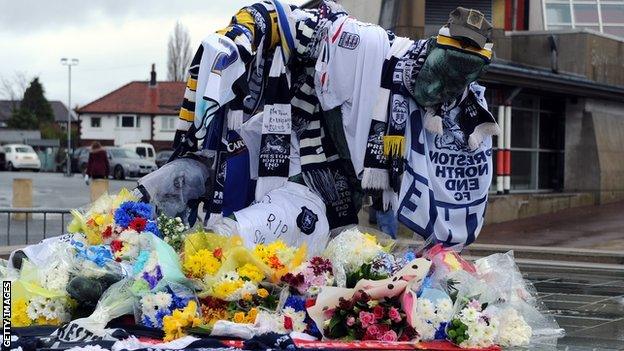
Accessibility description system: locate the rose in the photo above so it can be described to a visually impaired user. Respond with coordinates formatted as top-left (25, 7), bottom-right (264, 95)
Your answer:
top-left (380, 330), bottom-right (398, 342)
top-left (359, 311), bottom-right (376, 328)
top-left (388, 307), bottom-right (402, 323)
top-left (110, 239), bottom-right (123, 252)
top-left (373, 305), bottom-right (384, 320)
top-left (346, 316), bottom-right (356, 326)
top-left (376, 323), bottom-right (390, 335)
top-left (364, 324), bottom-right (381, 340)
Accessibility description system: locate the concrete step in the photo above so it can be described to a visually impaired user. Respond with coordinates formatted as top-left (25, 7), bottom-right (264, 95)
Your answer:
top-left (0, 245), bottom-right (22, 260)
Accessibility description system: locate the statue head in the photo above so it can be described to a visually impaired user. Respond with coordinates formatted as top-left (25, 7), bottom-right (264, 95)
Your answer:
top-left (409, 7), bottom-right (494, 107)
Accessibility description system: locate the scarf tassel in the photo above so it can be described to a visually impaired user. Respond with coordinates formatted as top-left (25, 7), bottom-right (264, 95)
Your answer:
top-left (303, 169), bottom-right (339, 203)
top-left (383, 135), bottom-right (405, 157)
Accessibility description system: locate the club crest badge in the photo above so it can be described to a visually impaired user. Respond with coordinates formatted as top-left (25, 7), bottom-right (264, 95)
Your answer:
top-left (296, 206), bottom-right (318, 235)
top-left (338, 31), bottom-right (360, 50)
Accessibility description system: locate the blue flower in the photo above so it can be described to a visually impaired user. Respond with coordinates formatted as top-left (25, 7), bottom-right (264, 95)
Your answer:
top-left (114, 201), bottom-right (154, 228)
top-left (403, 250), bottom-right (416, 262)
top-left (154, 308), bottom-right (171, 328)
top-left (284, 295), bottom-right (306, 312)
top-left (435, 322), bottom-right (448, 340)
top-left (145, 220), bottom-right (160, 237)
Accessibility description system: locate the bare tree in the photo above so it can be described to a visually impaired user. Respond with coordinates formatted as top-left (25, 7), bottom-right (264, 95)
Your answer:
top-left (167, 22), bottom-right (192, 81)
top-left (1, 71), bottom-right (29, 109)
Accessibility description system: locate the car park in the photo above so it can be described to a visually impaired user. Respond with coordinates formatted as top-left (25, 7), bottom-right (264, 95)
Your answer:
top-left (2, 144), bottom-right (41, 172)
top-left (106, 147), bottom-right (157, 180)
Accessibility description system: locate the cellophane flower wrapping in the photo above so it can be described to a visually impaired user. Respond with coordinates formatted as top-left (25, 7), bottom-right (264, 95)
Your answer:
top-left (474, 252), bottom-right (565, 347)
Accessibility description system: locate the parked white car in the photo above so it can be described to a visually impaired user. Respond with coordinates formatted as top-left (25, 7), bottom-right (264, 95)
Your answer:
top-left (122, 143), bottom-right (156, 162)
top-left (2, 144), bottom-right (41, 172)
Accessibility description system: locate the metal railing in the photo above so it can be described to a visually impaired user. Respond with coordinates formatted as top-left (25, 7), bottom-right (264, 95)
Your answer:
top-left (0, 207), bottom-right (72, 245)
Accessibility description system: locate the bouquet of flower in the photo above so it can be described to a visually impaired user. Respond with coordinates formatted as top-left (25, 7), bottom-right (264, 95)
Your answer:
top-left (157, 214), bottom-right (188, 252)
top-left (252, 240), bottom-right (306, 280)
top-left (281, 256), bottom-right (334, 296)
top-left (136, 283), bottom-right (196, 329)
top-left (323, 290), bottom-right (417, 342)
top-left (323, 228), bottom-right (388, 287)
top-left (67, 189), bottom-right (136, 245)
top-left (199, 286), bottom-right (278, 327)
top-left (12, 295), bottom-right (73, 327)
top-left (410, 295), bottom-right (454, 341)
top-left (162, 300), bottom-right (202, 341)
top-left (446, 299), bottom-right (497, 348)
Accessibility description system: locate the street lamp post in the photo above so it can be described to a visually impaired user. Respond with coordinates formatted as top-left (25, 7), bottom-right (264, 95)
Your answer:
top-left (61, 58), bottom-right (78, 176)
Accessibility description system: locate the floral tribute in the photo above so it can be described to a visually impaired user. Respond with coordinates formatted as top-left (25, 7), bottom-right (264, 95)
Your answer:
top-left (4, 191), bottom-right (563, 349)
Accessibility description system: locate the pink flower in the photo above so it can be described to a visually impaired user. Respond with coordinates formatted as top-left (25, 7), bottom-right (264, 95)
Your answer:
top-left (365, 324), bottom-right (380, 339)
top-left (388, 307), bottom-right (402, 323)
top-left (380, 330), bottom-right (398, 342)
top-left (346, 316), bottom-right (356, 326)
top-left (373, 306), bottom-right (384, 320)
top-left (468, 299), bottom-right (481, 310)
top-left (359, 311), bottom-right (376, 328)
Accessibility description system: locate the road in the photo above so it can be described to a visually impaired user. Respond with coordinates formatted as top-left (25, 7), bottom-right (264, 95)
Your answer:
top-left (0, 171), bottom-right (137, 244)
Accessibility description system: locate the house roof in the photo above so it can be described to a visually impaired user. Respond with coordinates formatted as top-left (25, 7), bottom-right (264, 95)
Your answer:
top-left (0, 100), bottom-right (77, 124)
top-left (76, 81), bottom-right (185, 115)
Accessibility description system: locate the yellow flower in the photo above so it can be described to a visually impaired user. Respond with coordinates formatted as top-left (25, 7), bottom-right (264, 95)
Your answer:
top-left (211, 279), bottom-right (244, 300)
top-left (242, 293), bottom-right (253, 301)
top-left (233, 311), bottom-right (246, 323)
top-left (237, 263), bottom-right (265, 283)
top-left (257, 288), bottom-right (269, 299)
top-left (183, 249), bottom-right (222, 278)
top-left (11, 298), bottom-right (31, 327)
top-left (245, 308), bottom-right (258, 323)
top-left (163, 301), bottom-right (201, 341)
top-left (36, 316), bottom-right (61, 325)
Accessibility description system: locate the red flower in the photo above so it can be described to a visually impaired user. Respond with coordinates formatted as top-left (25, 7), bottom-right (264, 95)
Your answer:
top-left (373, 306), bottom-right (384, 320)
top-left (128, 217), bottom-right (147, 232)
top-left (364, 324), bottom-right (380, 340)
top-left (102, 225), bottom-right (112, 239)
top-left (283, 316), bottom-right (293, 330)
top-left (213, 247), bottom-right (223, 259)
top-left (305, 298), bottom-right (316, 308)
top-left (268, 255), bottom-right (285, 269)
top-left (110, 240), bottom-right (123, 252)
top-left (376, 323), bottom-right (390, 335)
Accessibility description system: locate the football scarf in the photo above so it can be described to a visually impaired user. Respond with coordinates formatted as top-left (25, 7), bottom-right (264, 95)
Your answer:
top-left (256, 48), bottom-right (292, 200)
top-left (361, 37), bottom-right (423, 193)
top-left (397, 83), bottom-right (496, 247)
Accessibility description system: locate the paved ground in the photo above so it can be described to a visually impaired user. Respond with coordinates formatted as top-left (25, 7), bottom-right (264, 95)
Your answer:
top-left (476, 200), bottom-right (624, 251)
top-left (521, 262), bottom-right (624, 350)
top-left (0, 171), bottom-right (136, 245)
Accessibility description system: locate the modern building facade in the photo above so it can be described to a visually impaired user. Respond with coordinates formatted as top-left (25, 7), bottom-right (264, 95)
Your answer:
top-left (75, 65), bottom-right (184, 151)
top-left (306, 0), bottom-right (624, 222)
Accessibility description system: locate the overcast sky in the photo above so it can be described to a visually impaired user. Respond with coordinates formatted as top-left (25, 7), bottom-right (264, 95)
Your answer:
top-left (0, 0), bottom-right (305, 107)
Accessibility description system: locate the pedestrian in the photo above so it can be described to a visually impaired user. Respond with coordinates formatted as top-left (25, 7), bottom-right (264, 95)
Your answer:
top-left (86, 142), bottom-right (109, 183)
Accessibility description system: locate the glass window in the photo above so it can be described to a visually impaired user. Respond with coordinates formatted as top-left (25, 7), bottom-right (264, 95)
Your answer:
top-left (511, 110), bottom-right (535, 148)
top-left (573, 4), bottom-right (599, 23)
top-left (546, 4), bottom-right (572, 24)
top-left (161, 116), bottom-right (176, 131)
top-left (148, 148), bottom-right (154, 157)
top-left (15, 146), bottom-right (34, 153)
top-left (90, 117), bottom-right (101, 128)
top-left (511, 151), bottom-right (536, 190)
top-left (136, 147), bottom-right (146, 157)
top-left (539, 152), bottom-right (564, 190)
top-left (110, 148), bottom-right (140, 159)
top-left (539, 114), bottom-right (565, 149)
top-left (119, 115), bottom-right (136, 128)
top-left (601, 4), bottom-right (624, 23)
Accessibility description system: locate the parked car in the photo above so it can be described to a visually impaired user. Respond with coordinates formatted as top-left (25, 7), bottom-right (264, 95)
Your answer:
top-left (122, 143), bottom-right (156, 162)
top-left (0, 147), bottom-right (5, 171)
top-left (106, 147), bottom-right (157, 180)
top-left (155, 149), bottom-right (173, 168)
top-left (72, 146), bottom-right (90, 173)
top-left (2, 144), bottom-right (41, 172)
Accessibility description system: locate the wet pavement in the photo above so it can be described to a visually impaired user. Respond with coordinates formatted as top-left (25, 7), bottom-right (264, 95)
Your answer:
top-left (520, 261), bottom-right (624, 350)
top-left (477, 201), bottom-right (624, 251)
